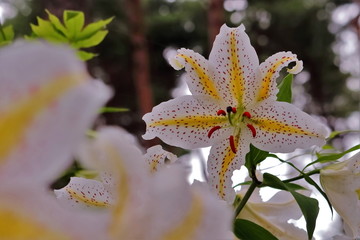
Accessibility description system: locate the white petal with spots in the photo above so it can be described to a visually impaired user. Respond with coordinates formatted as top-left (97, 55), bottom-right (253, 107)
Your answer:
top-left (143, 95), bottom-right (231, 149)
top-left (207, 133), bottom-right (251, 203)
top-left (145, 145), bottom-right (177, 172)
top-left (250, 100), bottom-right (329, 153)
top-left (209, 24), bottom-right (259, 107)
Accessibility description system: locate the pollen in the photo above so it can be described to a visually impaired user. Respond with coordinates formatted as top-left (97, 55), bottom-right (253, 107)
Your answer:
top-left (229, 135), bottom-right (237, 153)
top-left (247, 124), bottom-right (256, 137)
top-left (242, 111), bottom-right (251, 118)
top-left (217, 110), bottom-right (226, 116)
top-left (208, 126), bottom-right (221, 138)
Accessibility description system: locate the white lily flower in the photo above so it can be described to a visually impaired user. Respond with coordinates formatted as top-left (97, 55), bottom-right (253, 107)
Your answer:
top-left (236, 188), bottom-right (307, 240)
top-left (142, 24), bottom-right (329, 202)
top-left (320, 151), bottom-right (360, 239)
top-left (56, 127), bottom-right (233, 240)
top-left (0, 41), bottom-right (111, 239)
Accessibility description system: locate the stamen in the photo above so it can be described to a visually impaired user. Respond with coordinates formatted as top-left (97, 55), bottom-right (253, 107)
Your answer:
top-left (242, 112), bottom-right (251, 118)
top-left (208, 126), bottom-right (221, 138)
top-left (247, 124), bottom-right (257, 137)
top-left (217, 110), bottom-right (226, 116)
top-left (229, 135), bottom-right (237, 153)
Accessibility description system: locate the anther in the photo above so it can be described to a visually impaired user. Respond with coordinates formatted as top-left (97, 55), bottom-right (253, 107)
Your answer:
top-left (226, 106), bottom-right (233, 113)
top-left (232, 107), bottom-right (237, 113)
top-left (242, 112), bottom-right (251, 118)
top-left (217, 110), bottom-right (226, 116)
top-left (208, 126), bottom-right (221, 138)
top-left (229, 135), bottom-right (237, 153)
top-left (247, 124), bottom-right (257, 137)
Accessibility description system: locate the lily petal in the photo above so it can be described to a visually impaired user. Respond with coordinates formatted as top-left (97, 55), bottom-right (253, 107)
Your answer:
top-left (143, 95), bottom-right (231, 149)
top-left (250, 100), bottom-right (329, 153)
top-left (0, 41), bottom-right (111, 184)
top-left (169, 48), bottom-right (221, 100)
top-left (148, 166), bottom-right (232, 240)
top-left (320, 152), bottom-right (360, 239)
top-left (236, 189), bottom-right (307, 240)
top-left (145, 145), bottom-right (177, 172)
top-left (209, 24), bottom-right (259, 106)
top-left (207, 134), bottom-right (251, 203)
top-left (55, 177), bottom-right (114, 210)
top-left (253, 51), bottom-right (303, 103)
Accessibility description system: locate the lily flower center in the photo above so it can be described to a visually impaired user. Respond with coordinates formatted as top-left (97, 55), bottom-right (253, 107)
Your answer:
top-left (207, 107), bottom-right (257, 154)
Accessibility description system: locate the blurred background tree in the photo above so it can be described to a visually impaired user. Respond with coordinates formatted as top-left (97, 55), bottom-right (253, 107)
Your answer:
top-left (3, 0), bottom-right (359, 149)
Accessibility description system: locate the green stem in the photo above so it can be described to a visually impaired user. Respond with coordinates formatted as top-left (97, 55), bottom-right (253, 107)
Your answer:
top-left (234, 180), bottom-right (257, 219)
top-left (282, 169), bottom-right (320, 183)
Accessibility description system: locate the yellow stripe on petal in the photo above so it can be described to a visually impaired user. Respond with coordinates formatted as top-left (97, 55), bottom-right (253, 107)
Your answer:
top-left (0, 73), bottom-right (84, 164)
top-left (0, 208), bottom-right (70, 240)
top-left (162, 195), bottom-right (203, 240)
top-left (257, 56), bottom-right (294, 102)
top-left (218, 145), bottom-right (237, 199)
top-left (178, 54), bottom-right (220, 99)
top-left (65, 188), bottom-right (109, 208)
top-left (149, 115), bottom-right (226, 128)
top-left (229, 31), bottom-right (246, 104)
top-left (253, 118), bottom-right (320, 137)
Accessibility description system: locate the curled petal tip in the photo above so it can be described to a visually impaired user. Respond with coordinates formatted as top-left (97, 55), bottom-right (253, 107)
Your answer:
top-left (168, 55), bottom-right (184, 70)
top-left (287, 60), bottom-right (303, 74)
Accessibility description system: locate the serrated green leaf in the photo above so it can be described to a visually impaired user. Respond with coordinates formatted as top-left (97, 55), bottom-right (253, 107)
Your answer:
top-left (78, 17), bottom-right (113, 40)
top-left (234, 219), bottom-right (278, 240)
top-left (31, 18), bottom-right (67, 42)
top-left (99, 107), bottom-right (129, 113)
top-left (277, 74), bottom-right (293, 103)
top-left (45, 9), bottom-right (67, 35)
top-left (305, 144), bottom-right (360, 169)
top-left (63, 10), bottom-right (85, 39)
top-left (263, 173), bottom-right (319, 240)
top-left (73, 30), bottom-right (108, 48)
top-left (77, 50), bottom-right (98, 61)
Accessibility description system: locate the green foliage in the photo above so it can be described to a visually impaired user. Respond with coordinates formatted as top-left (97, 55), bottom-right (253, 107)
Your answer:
top-left (245, 144), bottom-right (269, 172)
top-left (262, 173), bottom-right (319, 240)
top-left (234, 219), bottom-right (278, 240)
top-left (276, 74), bottom-right (293, 103)
top-left (29, 10), bottom-right (113, 60)
top-left (0, 25), bottom-right (15, 46)
top-left (99, 107), bottom-right (129, 113)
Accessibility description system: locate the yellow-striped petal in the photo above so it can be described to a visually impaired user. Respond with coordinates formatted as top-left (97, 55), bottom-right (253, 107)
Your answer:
top-left (145, 145), bottom-right (177, 172)
top-left (143, 95), bottom-right (231, 149)
top-left (209, 24), bottom-right (259, 107)
top-left (55, 177), bottom-right (114, 209)
top-left (253, 51), bottom-right (303, 103)
top-left (169, 48), bottom-right (221, 100)
top-left (250, 100), bottom-right (329, 153)
top-left (207, 134), bottom-right (251, 203)
top-left (0, 42), bottom-right (111, 183)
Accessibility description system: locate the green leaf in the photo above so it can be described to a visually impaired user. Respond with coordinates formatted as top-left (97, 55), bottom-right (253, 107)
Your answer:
top-left (245, 144), bottom-right (269, 170)
top-left (77, 50), bottom-right (98, 61)
top-left (63, 10), bottom-right (85, 39)
top-left (78, 17), bottom-right (113, 40)
top-left (305, 144), bottom-right (360, 169)
top-left (263, 173), bottom-right (319, 240)
top-left (276, 74), bottom-right (293, 103)
top-left (45, 9), bottom-right (67, 35)
top-left (73, 30), bottom-right (109, 48)
top-left (327, 129), bottom-right (360, 140)
top-left (31, 17), bottom-right (68, 42)
top-left (0, 25), bottom-right (14, 46)
top-left (234, 219), bottom-right (278, 240)
top-left (99, 107), bottom-right (129, 113)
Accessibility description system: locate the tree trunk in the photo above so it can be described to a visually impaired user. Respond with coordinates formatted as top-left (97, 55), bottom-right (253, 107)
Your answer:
top-left (208, 0), bottom-right (224, 48)
top-left (125, 0), bottom-right (154, 116)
